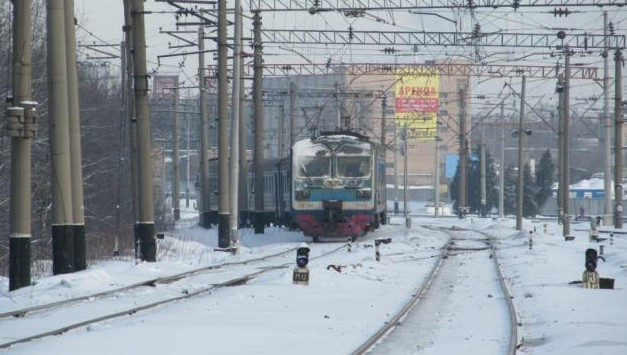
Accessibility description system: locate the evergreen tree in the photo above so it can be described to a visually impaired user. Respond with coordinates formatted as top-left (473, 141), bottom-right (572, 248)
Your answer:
top-left (523, 163), bottom-right (538, 217)
top-left (449, 157), bottom-right (463, 214)
top-left (535, 150), bottom-right (555, 210)
top-left (504, 163), bottom-right (539, 217)
top-left (503, 166), bottom-right (517, 215)
top-left (449, 149), bottom-right (499, 215)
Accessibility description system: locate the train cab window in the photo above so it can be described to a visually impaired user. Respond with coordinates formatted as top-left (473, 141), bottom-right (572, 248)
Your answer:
top-left (337, 156), bottom-right (371, 178)
top-left (338, 145), bottom-right (365, 155)
top-left (296, 156), bottom-right (330, 178)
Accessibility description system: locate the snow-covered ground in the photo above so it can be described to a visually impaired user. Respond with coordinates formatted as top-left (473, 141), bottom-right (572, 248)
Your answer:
top-left (1, 205), bottom-right (626, 354)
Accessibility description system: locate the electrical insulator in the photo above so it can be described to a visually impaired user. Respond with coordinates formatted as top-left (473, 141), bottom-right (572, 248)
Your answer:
top-left (473, 23), bottom-right (481, 38)
top-left (609, 22), bottom-right (616, 36)
top-left (552, 8), bottom-right (571, 17)
top-left (513, 0), bottom-right (520, 9)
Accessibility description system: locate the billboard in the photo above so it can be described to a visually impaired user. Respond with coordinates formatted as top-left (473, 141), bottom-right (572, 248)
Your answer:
top-left (152, 75), bottom-right (179, 100)
top-left (395, 68), bottom-right (440, 141)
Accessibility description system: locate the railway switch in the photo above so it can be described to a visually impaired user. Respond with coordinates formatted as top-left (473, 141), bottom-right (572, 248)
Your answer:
top-left (528, 231), bottom-right (533, 250)
top-left (375, 238), bottom-right (392, 261)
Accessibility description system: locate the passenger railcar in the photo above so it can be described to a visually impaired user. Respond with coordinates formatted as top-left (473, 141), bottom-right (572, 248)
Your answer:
top-left (291, 131), bottom-right (386, 241)
top-left (205, 158), bottom-right (291, 227)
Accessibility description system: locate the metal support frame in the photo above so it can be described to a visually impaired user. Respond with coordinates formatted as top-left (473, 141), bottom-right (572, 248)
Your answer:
top-left (251, 0), bottom-right (627, 12)
top-left (260, 29), bottom-right (625, 50)
top-left (208, 62), bottom-right (600, 80)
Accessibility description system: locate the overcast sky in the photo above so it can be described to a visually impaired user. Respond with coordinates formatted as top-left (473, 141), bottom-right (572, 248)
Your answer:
top-left (72, 1), bottom-right (627, 113)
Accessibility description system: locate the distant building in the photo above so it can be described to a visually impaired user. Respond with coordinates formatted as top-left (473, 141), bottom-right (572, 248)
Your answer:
top-left (263, 61), bottom-right (471, 202)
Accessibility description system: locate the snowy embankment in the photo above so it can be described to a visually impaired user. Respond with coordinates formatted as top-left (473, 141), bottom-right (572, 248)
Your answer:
top-left (465, 217), bottom-right (627, 354)
top-left (1, 211), bottom-right (626, 354)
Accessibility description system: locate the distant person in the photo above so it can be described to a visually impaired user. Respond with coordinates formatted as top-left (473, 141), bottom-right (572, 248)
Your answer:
top-left (580, 206), bottom-right (585, 218)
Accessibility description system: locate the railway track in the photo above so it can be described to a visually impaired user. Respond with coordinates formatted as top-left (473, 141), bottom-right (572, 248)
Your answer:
top-left (0, 246), bottom-right (299, 320)
top-left (0, 244), bottom-right (346, 350)
top-left (352, 227), bottom-right (519, 355)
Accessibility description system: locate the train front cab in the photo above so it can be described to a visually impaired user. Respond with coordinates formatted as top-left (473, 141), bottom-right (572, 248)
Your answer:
top-left (291, 135), bottom-right (379, 241)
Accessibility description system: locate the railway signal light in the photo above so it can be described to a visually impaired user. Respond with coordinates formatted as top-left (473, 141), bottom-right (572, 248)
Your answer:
top-left (293, 245), bottom-right (310, 285)
top-left (583, 248), bottom-right (607, 289)
top-left (296, 246), bottom-right (310, 268)
top-left (585, 248), bottom-right (598, 272)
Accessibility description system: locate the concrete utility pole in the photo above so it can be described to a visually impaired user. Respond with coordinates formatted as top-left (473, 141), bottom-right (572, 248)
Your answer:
top-left (217, 0), bottom-right (230, 247)
top-left (173, 91), bottom-right (181, 220)
top-left (131, 0), bottom-right (156, 261)
top-left (516, 76), bottom-right (526, 231)
top-left (614, 50), bottom-right (624, 229)
top-left (335, 82), bottom-right (342, 128)
top-left (459, 86), bottom-right (467, 218)
top-left (563, 53), bottom-right (571, 236)
top-left (48, 0), bottom-right (75, 274)
top-left (278, 106), bottom-right (285, 156)
top-left (557, 75), bottom-right (564, 226)
top-left (290, 82), bottom-right (297, 148)
top-left (65, 0), bottom-right (86, 271)
top-left (198, 26), bottom-right (211, 229)
top-left (115, 38), bottom-right (132, 255)
top-left (238, 56), bottom-right (248, 226)
top-left (115, 40), bottom-right (126, 252)
top-left (123, 0), bottom-right (139, 228)
top-left (434, 114), bottom-right (440, 217)
top-left (499, 102), bottom-right (505, 218)
top-left (480, 124), bottom-right (487, 217)
top-left (603, 12), bottom-right (613, 226)
top-left (381, 93), bottom-right (388, 218)
top-left (229, 1), bottom-right (242, 249)
top-left (8, 0), bottom-right (37, 290)
top-left (394, 122), bottom-right (399, 214)
top-left (253, 11), bottom-right (266, 234)
top-left (186, 107), bottom-right (191, 209)
top-left (403, 124), bottom-right (410, 228)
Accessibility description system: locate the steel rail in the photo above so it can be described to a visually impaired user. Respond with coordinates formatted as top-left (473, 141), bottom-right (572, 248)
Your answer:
top-left (475, 229), bottom-right (521, 355)
top-left (352, 226), bottom-right (519, 354)
top-left (351, 233), bottom-right (452, 355)
top-left (0, 244), bottom-right (347, 350)
top-left (0, 246), bottom-right (298, 319)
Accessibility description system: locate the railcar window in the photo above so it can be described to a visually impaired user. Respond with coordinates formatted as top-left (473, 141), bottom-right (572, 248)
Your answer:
top-left (296, 157), bottom-right (330, 177)
top-left (337, 157), bottom-right (371, 178)
top-left (338, 145), bottom-right (365, 154)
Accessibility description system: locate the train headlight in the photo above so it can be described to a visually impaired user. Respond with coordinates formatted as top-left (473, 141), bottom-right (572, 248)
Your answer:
top-left (345, 179), bottom-right (359, 188)
top-left (356, 189), bottom-right (372, 199)
top-left (323, 178), bottom-right (342, 188)
top-left (295, 189), bottom-right (310, 200)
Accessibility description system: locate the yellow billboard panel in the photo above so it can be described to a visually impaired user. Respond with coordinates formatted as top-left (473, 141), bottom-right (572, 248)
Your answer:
top-left (395, 68), bottom-right (439, 141)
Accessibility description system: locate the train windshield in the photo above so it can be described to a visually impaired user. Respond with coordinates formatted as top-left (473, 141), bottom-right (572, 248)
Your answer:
top-left (336, 156), bottom-right (371, 178)
top-left (296, 156), bottom-right (331, 177)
